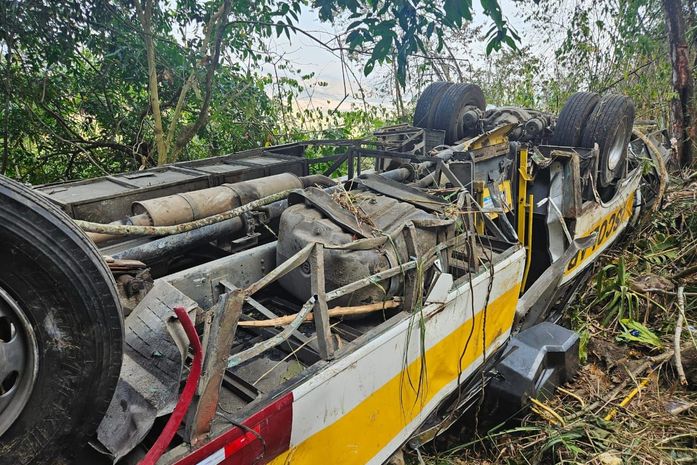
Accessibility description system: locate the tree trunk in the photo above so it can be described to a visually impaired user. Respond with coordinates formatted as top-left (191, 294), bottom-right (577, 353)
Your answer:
top-left (392, 55), bottom-right (405, 119)
top-left (663, 0), bottom-right (695, 167)
top-left (169, 0), bottom-right (231, 162)
top-left (164, 1), bottom-right (227, 160)
top-left (135, 0), bottom-right (168, 166)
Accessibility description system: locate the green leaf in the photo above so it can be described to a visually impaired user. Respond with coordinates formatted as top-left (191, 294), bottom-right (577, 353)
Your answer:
top-left (347, 20), bottom-right (363, 31)
top-left (372, 34), bottom-right (394, 62)
top-left (617, 319), bottom-right (663, 349)
top-left (364, 59), bottom-right (375, 76)
top-left (426, 22), bottom-right (435, 37)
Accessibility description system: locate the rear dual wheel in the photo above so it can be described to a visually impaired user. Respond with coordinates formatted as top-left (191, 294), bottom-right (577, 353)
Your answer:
top-left (0, 175), bottom-right (123, 464)
top-left (553, 92), bottom-right (635, 190)
top-left (413, 81), bottom-right (486, 144)
top-left (551, 92), bottom-right (599, 147)
top-left (413, 81), bottom-right (453, 129)
top-left (581, 95), bottom-right (635, 188)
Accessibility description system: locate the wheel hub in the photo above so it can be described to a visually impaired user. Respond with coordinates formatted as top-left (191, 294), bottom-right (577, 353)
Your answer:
top-left (606, 124), bottom-right (626, 172)
top-left (0, 286), bottom-right (38, 437)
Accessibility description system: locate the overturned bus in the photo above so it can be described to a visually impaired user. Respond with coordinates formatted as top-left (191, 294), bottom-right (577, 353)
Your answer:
top-left (0, 83), bottom-right (669, 465)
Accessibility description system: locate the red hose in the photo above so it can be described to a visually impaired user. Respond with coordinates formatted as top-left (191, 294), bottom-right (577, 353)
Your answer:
top-left (139, 306), bottom-right (203, 465)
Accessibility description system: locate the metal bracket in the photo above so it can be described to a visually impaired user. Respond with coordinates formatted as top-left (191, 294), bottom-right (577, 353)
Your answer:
top-left (402, 222), bottom-right (421, 312)
top-left (185, 290), bottom-right (244, 445)
top-left (310, 244), bottom-right (335, 360)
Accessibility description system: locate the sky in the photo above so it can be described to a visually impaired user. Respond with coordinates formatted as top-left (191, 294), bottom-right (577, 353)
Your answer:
top-left (259, 0), bottom-right (536, 110)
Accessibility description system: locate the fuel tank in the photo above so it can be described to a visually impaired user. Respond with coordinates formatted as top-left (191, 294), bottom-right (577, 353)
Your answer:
top-left (277, 187), bottom-right (454, 308)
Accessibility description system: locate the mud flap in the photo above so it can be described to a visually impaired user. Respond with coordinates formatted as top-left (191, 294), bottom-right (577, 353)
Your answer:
top-left (486, 322), bottom-right (579, 414)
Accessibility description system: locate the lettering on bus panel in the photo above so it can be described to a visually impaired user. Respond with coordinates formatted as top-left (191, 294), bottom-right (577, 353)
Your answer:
top-left (565, 194), bottom-right (634, 275)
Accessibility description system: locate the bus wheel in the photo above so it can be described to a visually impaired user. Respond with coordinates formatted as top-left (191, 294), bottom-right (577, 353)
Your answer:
top-left (0, 175), bottom-right (123, 465)
top-left (582, 94), bottom-right (636, 188)
top-left (413, 81), bottom-right (454, 129)
top-left (551, 91), bottom-right (600, 147)
top-left (431, 83), bottom-right (486, 144)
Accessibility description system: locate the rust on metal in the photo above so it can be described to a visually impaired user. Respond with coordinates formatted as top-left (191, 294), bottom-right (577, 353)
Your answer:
top-left (187, 289), bottom-right (244, 445)
top-left (132, 173), bottom-right (303, 226)
top-left (310, 243), bottom-right (335, 360)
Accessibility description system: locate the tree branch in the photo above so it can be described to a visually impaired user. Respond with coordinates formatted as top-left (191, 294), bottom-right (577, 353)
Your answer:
top-left (170, 0), bottom-right (231, 162)
top-left (134, 0), bottom-right (168, 165)
top-left (35, 100), bottom-right (138, 157)
top-left (164, 2), bottom-right (227, 158)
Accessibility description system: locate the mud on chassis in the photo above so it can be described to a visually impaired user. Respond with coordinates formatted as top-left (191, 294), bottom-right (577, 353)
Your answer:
top-left (0, 83), bottom-right (668, 465)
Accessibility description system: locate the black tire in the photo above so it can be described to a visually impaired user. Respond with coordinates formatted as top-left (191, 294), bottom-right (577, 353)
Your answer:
top-left (551, 92), bottom-right (600, 147)
top-left (412, 81), bottom-right (454, 129)
top-left (0, 175), bottom-right (123, 464)
top-left (581, 94), bottom-right (635, 188)
top-left (431, 83), bottom-right (486, 144)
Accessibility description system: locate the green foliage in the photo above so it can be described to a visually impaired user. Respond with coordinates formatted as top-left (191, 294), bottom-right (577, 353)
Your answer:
top-left (592, 258), bottom-right (642, 326)
top-left (284, 101), bottom-right (400, 177)
top-left (517, 0), bottom-right (673, 119)
top-left (320, 0), bottom-right (516, 86)
top-left (435, 422), bottom-right (613, 465)
top-left (639, 231), bottom-right (680, 266)
top-left (578, 327), bottom-right (590, 364)
top-left (616, 318), bottom-right (663, 349)
top-left (471, 46), bottom-right (548, 109)
top-left (0, 0), bottom-right (681, 183)
top-left (564, 175), bottom-right (697, 356)
top-left (0, 0), bottom-right (511, 183)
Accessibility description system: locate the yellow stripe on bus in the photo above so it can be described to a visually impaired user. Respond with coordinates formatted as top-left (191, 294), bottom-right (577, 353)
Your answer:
top-left (270, 284), bottom-right (521, 465)
top-left (565, 193), bottom-right (635, 276)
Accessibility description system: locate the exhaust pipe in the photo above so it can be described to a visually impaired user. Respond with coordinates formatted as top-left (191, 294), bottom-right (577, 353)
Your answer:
top-left (89, 173), bottom-right (303, 244)
top-left (132, 173), bottom-right (303, 226)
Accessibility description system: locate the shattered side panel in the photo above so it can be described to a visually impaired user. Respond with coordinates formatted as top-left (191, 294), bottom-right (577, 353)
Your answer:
top-left (562, 168), bottom-right (641, 283)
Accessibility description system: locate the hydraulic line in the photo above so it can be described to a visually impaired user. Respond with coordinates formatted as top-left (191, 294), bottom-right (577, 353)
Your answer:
top-left (76, 189), bottom-right (291, 237)
top-left (85, 173), bottom-right (304, 243)
top-left (111, 217), bottom-right (245, 261)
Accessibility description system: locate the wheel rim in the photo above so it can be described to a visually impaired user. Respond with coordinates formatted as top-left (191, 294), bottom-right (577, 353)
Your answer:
top-left (606, 124), bottom-right (626, 172)
top-left (0, 286), bottom-right (38, 436)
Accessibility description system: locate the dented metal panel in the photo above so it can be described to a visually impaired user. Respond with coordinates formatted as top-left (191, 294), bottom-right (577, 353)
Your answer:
top-left (96, 281), bottom-right (198, 461)
top-left (561, 168), bottom-right (642, 283)
top-left (267, 248), bottom-right (525, 465)
top-left (37, 152), bottom-right (307, 222)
